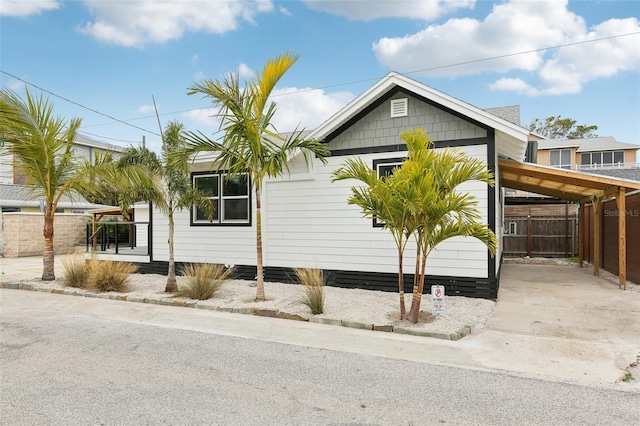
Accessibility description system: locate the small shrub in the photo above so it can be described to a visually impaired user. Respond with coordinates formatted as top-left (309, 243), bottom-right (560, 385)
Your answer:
top-left (88, 260), bottom-right (137, 292)
top-left (61, 255), bottom-right (90, 288)
top-left (295, 267), bottom-right (325, 315)
top-left (176, 263), bottom-right (233, 300)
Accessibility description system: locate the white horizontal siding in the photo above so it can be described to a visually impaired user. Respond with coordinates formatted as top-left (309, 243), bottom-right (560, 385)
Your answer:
top-left (152, 208), bottom-right (257, 266)
top-left (263, 144), bottom-right (489, 278)
top-left (151, 143), bottom-right (490, 279)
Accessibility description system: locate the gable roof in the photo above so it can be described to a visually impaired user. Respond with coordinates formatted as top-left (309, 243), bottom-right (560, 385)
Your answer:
top-left (537, 136), bottom-right (639, 152)
top-left (73, 133), bottom-right (125, 152)
top-left (307, 72), bottom-right (531, 161)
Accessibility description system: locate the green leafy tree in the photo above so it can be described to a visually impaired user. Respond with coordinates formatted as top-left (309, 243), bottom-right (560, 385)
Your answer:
top-left (0, 88), bottom-right (145, 280)
top-left (528, 116), bottom-right (598, 139)
top-left (177, 52), bottom-right (330, 301)
top-left (333, 128), bottom-right (497, 323)
top-left (115, 121), bottom-right (214, 293)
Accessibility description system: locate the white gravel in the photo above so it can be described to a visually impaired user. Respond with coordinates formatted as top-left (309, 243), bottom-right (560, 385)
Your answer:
top-left (14, 272), bottom-right (496, 336)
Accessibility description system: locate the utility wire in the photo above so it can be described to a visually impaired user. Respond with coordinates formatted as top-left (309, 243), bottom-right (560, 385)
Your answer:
top-left (2, 31), bottom-right (638, 131)
top-left (0, 70), bottom-right (161, 137)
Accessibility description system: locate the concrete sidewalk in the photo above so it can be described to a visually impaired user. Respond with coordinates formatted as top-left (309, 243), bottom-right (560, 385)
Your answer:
top-left (1, 255), bottom-right (639, 389)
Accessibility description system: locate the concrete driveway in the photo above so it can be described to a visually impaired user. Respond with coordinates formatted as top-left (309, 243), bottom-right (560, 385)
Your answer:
top-left (462, 262), bottom-right (640, 384)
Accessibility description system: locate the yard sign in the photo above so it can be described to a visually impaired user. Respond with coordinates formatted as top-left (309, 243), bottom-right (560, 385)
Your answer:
top-left (431, 285), bottom-right (445, 315)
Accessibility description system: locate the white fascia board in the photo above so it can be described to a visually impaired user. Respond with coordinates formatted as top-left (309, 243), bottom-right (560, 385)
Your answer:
top-left (191, 151), bottom-right (222, 164)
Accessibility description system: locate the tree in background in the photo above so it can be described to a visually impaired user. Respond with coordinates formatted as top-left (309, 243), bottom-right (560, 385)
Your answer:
top-left (528, 116), bottom-right (598, 140)
top-left (116, 120), bottom-right (214, 293)
top-left (177, 52), bottom-right (330, 301)
top-left (333, 129), bottom-right (497, 323)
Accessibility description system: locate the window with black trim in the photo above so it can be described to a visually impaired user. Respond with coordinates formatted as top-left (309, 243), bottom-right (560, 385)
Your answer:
top-left (192, 171), bottom-right (250, 225)
top-left (372, 157), bottom-right (405, 227)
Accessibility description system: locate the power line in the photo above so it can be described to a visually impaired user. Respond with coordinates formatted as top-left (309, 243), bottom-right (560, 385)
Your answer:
top-left (76, 130), bottom-right (142, 145)
top-left (0, 70), bottom-right (161, 137)
top-left (2, 31), bottom-right (638, 132)
top-left (95, 30), bottom-right (640, 126)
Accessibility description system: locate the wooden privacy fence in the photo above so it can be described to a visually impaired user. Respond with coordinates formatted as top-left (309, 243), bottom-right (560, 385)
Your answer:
top-left (503, 215), bottom-right (577, 258)
top-left (582, 191), bottom-right (640, 284)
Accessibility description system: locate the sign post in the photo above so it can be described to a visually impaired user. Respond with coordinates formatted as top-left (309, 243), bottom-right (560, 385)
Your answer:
top-left (431, 285), bottom-right (445, 315)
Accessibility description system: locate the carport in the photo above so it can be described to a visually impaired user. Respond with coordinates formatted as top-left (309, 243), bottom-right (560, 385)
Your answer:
top-left (499, 159), bottom-right (640, 289)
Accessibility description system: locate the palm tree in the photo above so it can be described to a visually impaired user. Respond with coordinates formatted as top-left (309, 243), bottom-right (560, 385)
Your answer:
top-left (177, 52), bottom-right (330, 301)
top-left (115, 121), bottom-right (214, 293)
top-left (0, 88), bottom-right (95, 280)
top-left (399, 129), bottom-right (497, 322)
top-left (333, 128), bottom-right (497, 323)
top-left (331, 159), bottom-right (413, 320)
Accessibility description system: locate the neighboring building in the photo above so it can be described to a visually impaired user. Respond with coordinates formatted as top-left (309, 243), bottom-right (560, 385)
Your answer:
top-left (0, 133), bottom-right (125, 185)
top-left (536, 137), bottom-right (638, 171)
top-left (0, 134), bottom-right (121, 256)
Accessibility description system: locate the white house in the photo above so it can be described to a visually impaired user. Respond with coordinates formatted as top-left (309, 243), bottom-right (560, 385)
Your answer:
top-left (134, 73), bottom-right (531, 299)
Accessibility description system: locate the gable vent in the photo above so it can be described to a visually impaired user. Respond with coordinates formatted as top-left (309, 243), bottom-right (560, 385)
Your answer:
top-left (390, 98), bottom-right (408, 118)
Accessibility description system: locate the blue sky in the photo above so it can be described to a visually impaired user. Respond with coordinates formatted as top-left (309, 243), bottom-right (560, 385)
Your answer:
top-left (1, 0), bottom-right (639, 153)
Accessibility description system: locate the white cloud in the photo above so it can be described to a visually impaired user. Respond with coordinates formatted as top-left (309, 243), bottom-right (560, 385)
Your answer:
top-left (5, 79), bottom-right (27, 91)
top-left (268, 87), bottom-right (355, 132)
top-left (191, 54), bottom-right (199, 65)
top-left (78, 0), bottom-right (274, 47)
top-left (182, 88), bottom-right (355, 133)
top-left (373, 0), bottom-right (640, 96)
top-left (0, 0), bottom-right (60, 16)
top-left (279, 5), bottom-right (291, 16)
top-left (193, 71), bottom-right (207, 82)
top-left (136, 104), bottom-right (157, 114)
top-left (489, 78), bottom-right (540, 97)
top-left (237, 63), bottom-right (255, 79)
top-left (182, 108), bottom-right (220, 129)
top-left (303, 0), bottom-right (474, 21)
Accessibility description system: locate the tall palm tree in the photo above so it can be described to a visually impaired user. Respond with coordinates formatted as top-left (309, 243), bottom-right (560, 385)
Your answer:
top-left (177, 52), bottom-right (330, 301)
top-left (116, 121), bottom-right (214, 292)
top-left (0, 88), bottom-right (94, 280)
top-left (333, 128), bottom-right (497, 323)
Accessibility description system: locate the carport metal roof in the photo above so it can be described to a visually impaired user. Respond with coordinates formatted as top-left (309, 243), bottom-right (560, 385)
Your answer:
top-left (499, 159), bottom-right (640, 289)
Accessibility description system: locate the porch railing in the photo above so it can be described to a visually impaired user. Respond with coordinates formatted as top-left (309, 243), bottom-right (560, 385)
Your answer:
top-left (86, 221), bottom-right (150, 256)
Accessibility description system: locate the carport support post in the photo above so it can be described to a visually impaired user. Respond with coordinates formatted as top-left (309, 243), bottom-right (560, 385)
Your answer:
top-left (578, 202), bottom-right (584, 267)
top-left (593, 197), bottom-right (601, 276)
top-left (617, 188), bottom-right (626, 290)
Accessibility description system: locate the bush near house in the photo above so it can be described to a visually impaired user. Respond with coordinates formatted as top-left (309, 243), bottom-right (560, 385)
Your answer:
top-left (176, 263), bottom-right (233, 300)
top-left (87, 260), bottom-right (138, 292)
top-left (61, 255), bottom-right (90, 288)
top-left (294, 267), bottom-right (325, 315)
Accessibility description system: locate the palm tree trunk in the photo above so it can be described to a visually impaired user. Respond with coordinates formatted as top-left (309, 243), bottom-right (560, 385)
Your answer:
top-left (397, 245), bottom-right (406, 320)
top-left (409, 251), bottom-right (428, 323)
top-left (42, 210), bottom-right (55, 281)
top-left (165, 210), bottom-right (177, 293)
top-left (255, 187), bottom-right (265, 301)
top-left (408, 249), bottom-right (421, 323)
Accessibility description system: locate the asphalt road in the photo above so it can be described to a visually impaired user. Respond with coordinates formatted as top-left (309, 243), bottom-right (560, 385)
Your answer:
top-left (1, 290), bottom-right (638, 426)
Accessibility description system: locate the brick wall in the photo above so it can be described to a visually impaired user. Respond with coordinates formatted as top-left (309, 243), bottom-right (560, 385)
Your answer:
top-left (1, 213), bottom-right (89, 257)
